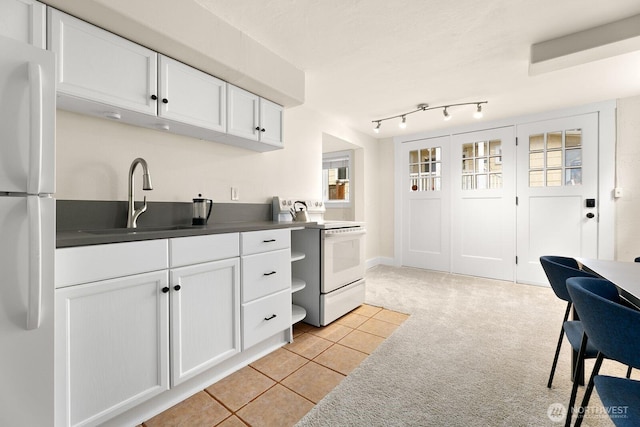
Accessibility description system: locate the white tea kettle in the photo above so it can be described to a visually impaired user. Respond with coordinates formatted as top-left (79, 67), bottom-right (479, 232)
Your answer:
top-left (290, 201), bottom-right (310, 222)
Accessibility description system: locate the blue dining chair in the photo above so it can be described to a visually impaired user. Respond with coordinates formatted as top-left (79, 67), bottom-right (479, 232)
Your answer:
top-left (566, 277), bottom-right (640, 427)
top-left (540, 256), bottom-right (598, 388)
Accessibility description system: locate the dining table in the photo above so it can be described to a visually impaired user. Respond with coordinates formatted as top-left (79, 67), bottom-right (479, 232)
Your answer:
top-left (575, 257), bottom-right (640, 308)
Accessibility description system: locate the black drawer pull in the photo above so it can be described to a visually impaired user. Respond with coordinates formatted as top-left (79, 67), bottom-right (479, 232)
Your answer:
top-left (263, 271), bottom-right (276, 276)
top-left (174, 285), bottom-right (181, 291)
top-left (263, 239), bottom-right (276, 243)
top-left (161, 287), bottom-right (169, 293)
top-left (264, 314), bottom-right (277, 321)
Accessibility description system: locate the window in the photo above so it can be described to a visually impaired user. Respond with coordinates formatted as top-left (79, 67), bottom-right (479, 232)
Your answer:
top-left (461, 140), bottom-right (502, 190)
top-left (323, 151), bottom-right (351, 206)
top-left (529, 129), bottom-right (582, 187)
top-left (409, 147), bottom-right (442, 191)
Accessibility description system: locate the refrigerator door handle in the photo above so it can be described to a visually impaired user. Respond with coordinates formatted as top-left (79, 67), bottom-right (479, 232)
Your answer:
top-left (28, 62), bottom-right (43, 195)
top-left (27, 196), bottom-right (42, 330)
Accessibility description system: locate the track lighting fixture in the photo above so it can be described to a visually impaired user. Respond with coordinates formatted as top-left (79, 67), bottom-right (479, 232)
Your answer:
top-left (474, 103), bottom-right (483, 119)
top-left (372, 101), bottom-right (487, 133)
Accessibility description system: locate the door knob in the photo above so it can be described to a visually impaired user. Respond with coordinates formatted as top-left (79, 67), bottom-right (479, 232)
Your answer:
top-left (586, 212), bottom-right (595, 219)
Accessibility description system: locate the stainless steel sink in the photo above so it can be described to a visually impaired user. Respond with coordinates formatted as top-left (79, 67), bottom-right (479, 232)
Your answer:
top-left (83, 225), bottom-right (200, 235)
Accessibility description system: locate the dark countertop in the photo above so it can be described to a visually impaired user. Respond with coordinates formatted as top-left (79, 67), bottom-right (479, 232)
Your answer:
top-left (57, 221), bottom-right (311, 248)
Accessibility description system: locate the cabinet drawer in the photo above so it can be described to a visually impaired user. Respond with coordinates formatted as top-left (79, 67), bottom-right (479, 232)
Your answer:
top-left (241, 229), bottom-right (290, 255)
top-left (56, 240), bottom-right (169, 288)
top-left (242, 289), bottom-right (290, 350)
top-left (242, 249), bottom-right (291, 302)
top-left (170, 233), bottom-right (239, 267)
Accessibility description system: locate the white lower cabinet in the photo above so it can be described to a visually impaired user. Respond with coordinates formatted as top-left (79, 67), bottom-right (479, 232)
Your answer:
top-left (169, 257), bottom-right (240, 386)
top-left (55, 270), bottom-right (170, 427)
top-left (242, 289), bottom-right (291, 349)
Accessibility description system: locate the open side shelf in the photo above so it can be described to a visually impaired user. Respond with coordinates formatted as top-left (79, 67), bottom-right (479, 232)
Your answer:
top-left (291, 304), bottom-right (306, 324)
top-left (291, 251), bottom-right (305, 262)
top-left (291, 277), bottom-right (306, 293)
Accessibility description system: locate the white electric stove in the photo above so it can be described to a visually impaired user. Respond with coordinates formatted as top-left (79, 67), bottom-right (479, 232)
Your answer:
top-left (273, 197), bottom-right (366, 326)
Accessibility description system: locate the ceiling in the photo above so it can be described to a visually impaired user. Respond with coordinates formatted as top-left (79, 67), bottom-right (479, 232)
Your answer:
top-left (193, 0), bottom-right (640, 139)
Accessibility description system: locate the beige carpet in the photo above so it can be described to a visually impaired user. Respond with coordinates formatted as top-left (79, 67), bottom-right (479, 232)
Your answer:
top-left (296, 265), bottom-right (630, 427)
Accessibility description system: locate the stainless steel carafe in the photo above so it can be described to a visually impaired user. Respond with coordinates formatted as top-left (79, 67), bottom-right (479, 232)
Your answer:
top-left (192, 194), bottom-right (213, 225)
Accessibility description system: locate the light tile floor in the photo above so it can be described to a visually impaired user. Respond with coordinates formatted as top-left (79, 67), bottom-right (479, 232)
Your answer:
top-left (141, 304), bottom-right (409, 427)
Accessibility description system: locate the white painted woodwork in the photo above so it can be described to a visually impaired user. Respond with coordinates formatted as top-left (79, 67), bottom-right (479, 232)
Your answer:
top-left (227, 84), bottom-right (260, 141)
top-left (516, 113), bottom-right (599, 285)
top-left (55, 270), bottom-right (169, 427)
top-left (242, 289), bottom-right (291, 350)
top-left (400, 136), bottom-right (451, 271)
top-left (242, 249), bottom-right (291, 302)
top-left (158, 55), bottom-right (227, 132)
top-left (0, 0), bottom-right (45, 48)
top-left (227, 84), bottom-right (284, 147)
top-left (55, 240), bottom-right (169, 287)
top-left (170, 257), bottom-right (240, 386)
top-left (48, 9), bottom-right (158, 115)
top-left (241, 228), bottom-right (291, 255)
top-left (169, 233), bottom-right (239, 267)
top-left (259, 97), bottom-right (284, 146)
top-left (451, 127), bottom-right (516, 281)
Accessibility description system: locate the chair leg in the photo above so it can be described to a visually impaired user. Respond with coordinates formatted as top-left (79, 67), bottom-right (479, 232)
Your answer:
top-left (564, 333), bottom-right (588, 427)
top-left (548, 302), bottom-right (572, 388)
top-left (574, 353), bottom-right (604, 427)
top-left (626, 366), bottom-right (632, 379)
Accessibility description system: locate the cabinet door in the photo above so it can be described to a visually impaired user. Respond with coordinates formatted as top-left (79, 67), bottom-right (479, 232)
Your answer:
top-left (259, 97), bottom-right (284, 147)
top-left (227, 84), bottom-right (260, 141)
top-left (170, 258), bottom-right (240, 386)
top-left (158, 55), bottom-right (226, 132)
top-left (0, 0), bottom-right (45, 48)
top-left (55, 270), bottom-right (169, 427)
top-left (48, 9), bottom-right (157, 115)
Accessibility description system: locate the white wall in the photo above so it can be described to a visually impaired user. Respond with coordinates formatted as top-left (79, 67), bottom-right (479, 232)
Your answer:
top-left (615, 95), bottom-right (640, 261)
top-left (55, 105), bottom-right (384, 261)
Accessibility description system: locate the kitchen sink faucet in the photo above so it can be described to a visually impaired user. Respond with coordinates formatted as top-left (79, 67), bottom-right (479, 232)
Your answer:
top-left (127, 157), bottom-right (153, 228)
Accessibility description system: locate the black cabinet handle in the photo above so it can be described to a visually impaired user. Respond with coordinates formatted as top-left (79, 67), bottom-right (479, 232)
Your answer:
top-left (263, 239), bottom-right (276, 243)
top-left (255, 126), bottom-right (260, 131)
top-left (263, 271), bottom-right (276, 276)
top-left (174, 285), bottom-right (181, 291)
top-left (260, 128), bottom-right (266, 132)
top-left (264, 314), bottom-right (277, 321)
top-left (151, 94), bottom-right (157, 100)
top-left (161, 287), bottom-right (170, 293)
top-left (162, 98), bottom-right (169, 104)
top-left (586, 212), bottom-right (595, 219)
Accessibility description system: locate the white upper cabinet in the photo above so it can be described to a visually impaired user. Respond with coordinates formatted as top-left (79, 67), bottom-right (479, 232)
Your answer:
top-left (260, 97), bottom-right (284, 146)
top-left (48, 8), bottom-right (157, 116)
top-left (227, 84), bottom-right (284, 148)
top-left (158, 55), bottom-right (226, 132)
top-left (0, 0), bottom-right (46, 48)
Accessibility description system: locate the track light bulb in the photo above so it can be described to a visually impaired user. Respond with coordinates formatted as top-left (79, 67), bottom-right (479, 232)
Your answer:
top-left (399, 115), bottom-right (407, 129)
top-left (474, 104), bottom-right (483, 119)
top-left (373, 121), bottom-right (381, 133)
top-left (443, 107), bottom-right (452, 121)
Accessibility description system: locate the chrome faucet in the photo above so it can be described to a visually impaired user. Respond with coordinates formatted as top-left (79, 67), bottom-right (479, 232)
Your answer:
top-left (127, 157), bottom-right (153, 228)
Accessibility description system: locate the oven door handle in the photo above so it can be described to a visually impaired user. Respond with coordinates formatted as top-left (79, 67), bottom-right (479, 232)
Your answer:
top-left (325, 229), bottom-right (367, 238)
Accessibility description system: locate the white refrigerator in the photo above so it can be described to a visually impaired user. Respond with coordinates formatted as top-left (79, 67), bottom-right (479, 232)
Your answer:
top-left (0, 35), bottom-right (56, 425)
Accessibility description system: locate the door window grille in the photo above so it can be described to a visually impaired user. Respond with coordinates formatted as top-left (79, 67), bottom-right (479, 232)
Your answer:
top-left (409, 147), bottom-right (441, 191)
top-left (529, 129), bottom-right (582, 187)
top-left (461, 140), bottom-right (502, 190)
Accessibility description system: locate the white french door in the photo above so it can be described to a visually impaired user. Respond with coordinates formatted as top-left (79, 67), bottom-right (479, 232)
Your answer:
top-left (401, 136), bottom-right (451, 272)
top-left (516, 114), bottom-right (599, 285)
top-left (451, 127), bottom-right (516, 281)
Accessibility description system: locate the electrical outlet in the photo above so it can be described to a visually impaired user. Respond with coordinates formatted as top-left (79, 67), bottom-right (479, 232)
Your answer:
top-left (231, 187), bottom-right (239, 201)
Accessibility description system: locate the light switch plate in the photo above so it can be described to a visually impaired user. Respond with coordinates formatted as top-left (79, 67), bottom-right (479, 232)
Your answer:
top-left (614, 187), bottom-right (623, 198)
